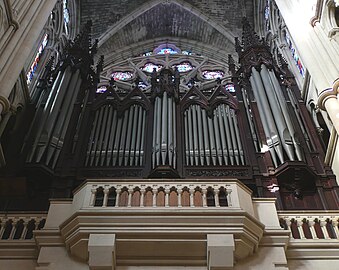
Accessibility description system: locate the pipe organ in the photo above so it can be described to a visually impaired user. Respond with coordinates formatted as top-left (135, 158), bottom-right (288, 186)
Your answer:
top-left (184, 104), bottom-right (244, 166)
top-left (26, 65), bottom-right (82, 168)
top-left (20, 20), bottom-right (339, 210)
top-left (152, 92), bottom-right (177, 169)
top-left (86, 104), bottom-right (147, 167)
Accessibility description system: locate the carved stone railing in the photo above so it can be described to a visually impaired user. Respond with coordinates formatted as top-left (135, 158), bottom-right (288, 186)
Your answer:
top-left (73, 179), bottom-right (253, 210)
top-left (0, 213), bottom-right (47, 240)
top-left (278, 212), bottom-right (339, 240)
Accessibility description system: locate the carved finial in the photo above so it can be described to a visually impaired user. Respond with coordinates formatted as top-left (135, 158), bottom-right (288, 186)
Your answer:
top-left (96, 55), bottom-right (104, 74)
top-left (228, 54), bottom-right (236, 75)
top-left (241, 17), bottom-right (261, 50)
top-left (235, 37), bottom-right (242, 54)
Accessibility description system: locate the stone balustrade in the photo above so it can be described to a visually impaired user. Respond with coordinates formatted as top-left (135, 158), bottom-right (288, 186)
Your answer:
top-left (0, 213), bottom-right (46, 240)
top-left (87, 182), bottom-right (240, 208)
top-left (278, 212), bottom-right (339, 240)
top-left (72, 180), bottom-right (254, 214)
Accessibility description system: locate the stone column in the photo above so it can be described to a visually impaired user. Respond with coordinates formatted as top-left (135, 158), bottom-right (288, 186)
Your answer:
top-left (0, 0), bottom-right (58, 99)
top-left (318, 79), bottom-right (339, 135)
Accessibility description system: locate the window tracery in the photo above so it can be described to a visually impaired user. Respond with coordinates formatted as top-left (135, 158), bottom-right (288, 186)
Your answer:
top-left (202, 70), bottom-right (225, 80)
top-left (172, 62), bottom-right (194, 72)
top-left (111, 71), bottom-right (134, 81)
top-left (285, 32), bottom-right (305, 77)
top-left (141, 63), bottom-right (163, 73)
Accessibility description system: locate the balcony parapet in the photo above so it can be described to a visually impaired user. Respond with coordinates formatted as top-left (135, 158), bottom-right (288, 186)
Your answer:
top-left (278, 211), bottom-right (339, 240)
top-left (0, 212), bottom-right (47, 259)
top-left (73, 179), bottom-right (254, 215)
top-left (0, 212), bottom-right (46, 240)
top-left (36, 179), bottom-right (266, 265)
top-left (278, 211), bottom-right (339, 260)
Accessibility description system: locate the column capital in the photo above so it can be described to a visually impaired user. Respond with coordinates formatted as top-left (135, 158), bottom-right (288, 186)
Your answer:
top-left (0, 96), bottom-right (10, 114)
top-left (318, 78), bottom-right (339, 110)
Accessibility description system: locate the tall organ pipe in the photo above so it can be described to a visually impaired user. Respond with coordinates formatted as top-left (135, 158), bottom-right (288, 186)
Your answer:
top-left (241, 88), bottom-right (260, 152)
top-left (266, 67), bottom-right (304, 161)
top-left (196, 106), bottom-right (205, 165)
top-left (221, 105), bottom-right (234, 165)
top-left (192, 106), bottom-right (200, 165)
top-left (249, 73), bottom-right (280, 166)
top-left (106, 110), bottom-right (117, 166)
top-left (28, 68), bottom-right (66, 162)
top-left (201, 109), bottom-right (210, 166)
top-left (287, 88), bottom-right (312, 152)
top-left (227, 106), bottom-right (240, 165)
top-left (251, 67), bottom-right (285, 164)
top-left (184, 104), bottom-right (244, 166)
top-left (161, 92), bottom-right (168, 165)
top-left (152, 93), bottom-right (177, 169)
top-left (259, 65), bottom-right (295, 161)
top-left (50, 71), bottom-right (82, 167)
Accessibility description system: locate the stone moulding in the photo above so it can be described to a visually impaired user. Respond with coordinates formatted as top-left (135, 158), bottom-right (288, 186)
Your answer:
top-left (58, 208), bottom-right (264, 265)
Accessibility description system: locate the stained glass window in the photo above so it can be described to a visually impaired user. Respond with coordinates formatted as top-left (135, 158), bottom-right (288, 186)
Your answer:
top-left (172, 62), bottom-right (194, 72)
top-left (157, 48), bottom-right (178, 54)
top-left (202, 70), bottom-right (224, 80)
top-left (182, 50), bottom-right (193, 55)
top-left (141, 63), bottom-right (163, 73)
top-left (264, 0), bottom-right (270, 30)
top-left (111, 71), bottom-right (134, 81)
top-left (138, 81), bottom-right (148, 90)
top-left (26, 34), bottom-right (49, 85)
top-left (63, 0), bottom-right (70, 35)
top-left (285, 32), bottom-right (305, 77)
top-left (96, 86), bottom-right (107, 93)
top-left (225, 84), bottom-right (235, 92)
top-left (142, 51), bottom-right (153, 56)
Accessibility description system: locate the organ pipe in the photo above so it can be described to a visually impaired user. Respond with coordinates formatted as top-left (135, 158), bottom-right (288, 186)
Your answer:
top-left (151, 93), bottom-right (177, 169)
top-left (184, 104), bottom-right (245, 166)
top-left (86, 105), bottom-right (146, 167)
top-left (259, 65), bottom-right (295, 161)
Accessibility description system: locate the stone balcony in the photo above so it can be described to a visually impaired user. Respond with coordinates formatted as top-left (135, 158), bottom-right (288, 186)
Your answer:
top-left (0, 213), bottom-right (47, 259)
top-left (278, 211), bottom-right (339, 261)
top-left (34, 179), bottom-right (290, 269)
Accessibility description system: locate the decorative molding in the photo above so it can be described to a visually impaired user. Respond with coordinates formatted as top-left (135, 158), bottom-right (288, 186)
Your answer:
top-left (0, 95), bottom-right (10, 113)
top-left (317, 77), bottom-right (339, 110)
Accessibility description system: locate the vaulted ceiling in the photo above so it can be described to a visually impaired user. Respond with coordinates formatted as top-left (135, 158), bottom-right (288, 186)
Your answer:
top-left (80, 0), bottom-right (255, 64)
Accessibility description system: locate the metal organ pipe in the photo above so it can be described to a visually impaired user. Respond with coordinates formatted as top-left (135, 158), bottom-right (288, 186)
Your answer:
top-left (259, 65), bottom-right (295, 161)
top-left (86, 105), bottom-right (146, 167)
top-left (201, 109), bottom-right (210, 166)
top-left (168, 96), bottom-right (173, 166)
top-left (217, 106), bottom-right (229, 165)
top-left (267, 67), bottom-right (304, 161)
top-left (249, 74), bottom-right (278, 166)
top-left (196, 106), bottom-right (205, 165)
top-left (241, 88), bottom-right (260, 152)
top-left (161, 92), bottom-right (168, 165)
top-left (221, 105), bottom-right (234, 165)
top-left (251, 67), bottom-right (284, 166)
top-left (172, 100), bottom-right (177, 168)
top-left (151, 93), bottom-right (177, 169)
top-left (118, 109), bottom-right (129, 166)
top-left (106, 110), bottom-right (117, 166)
top-left (50, 70), bottom-right (82, 167)
top-left (286, 88), bottom-right (312, 152)
top-left (192, 106), bottom-right (199, 165)
top-left (212, 109), bottom-right (223, 165)
top-left (102, 106), bottom-right (114, 166)
top-left (184, 104), bottom-right (244, 166)
top-left (140, 109), bottom-right (146, 166)
top-left (28, 67), bottom-right (69, 162)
